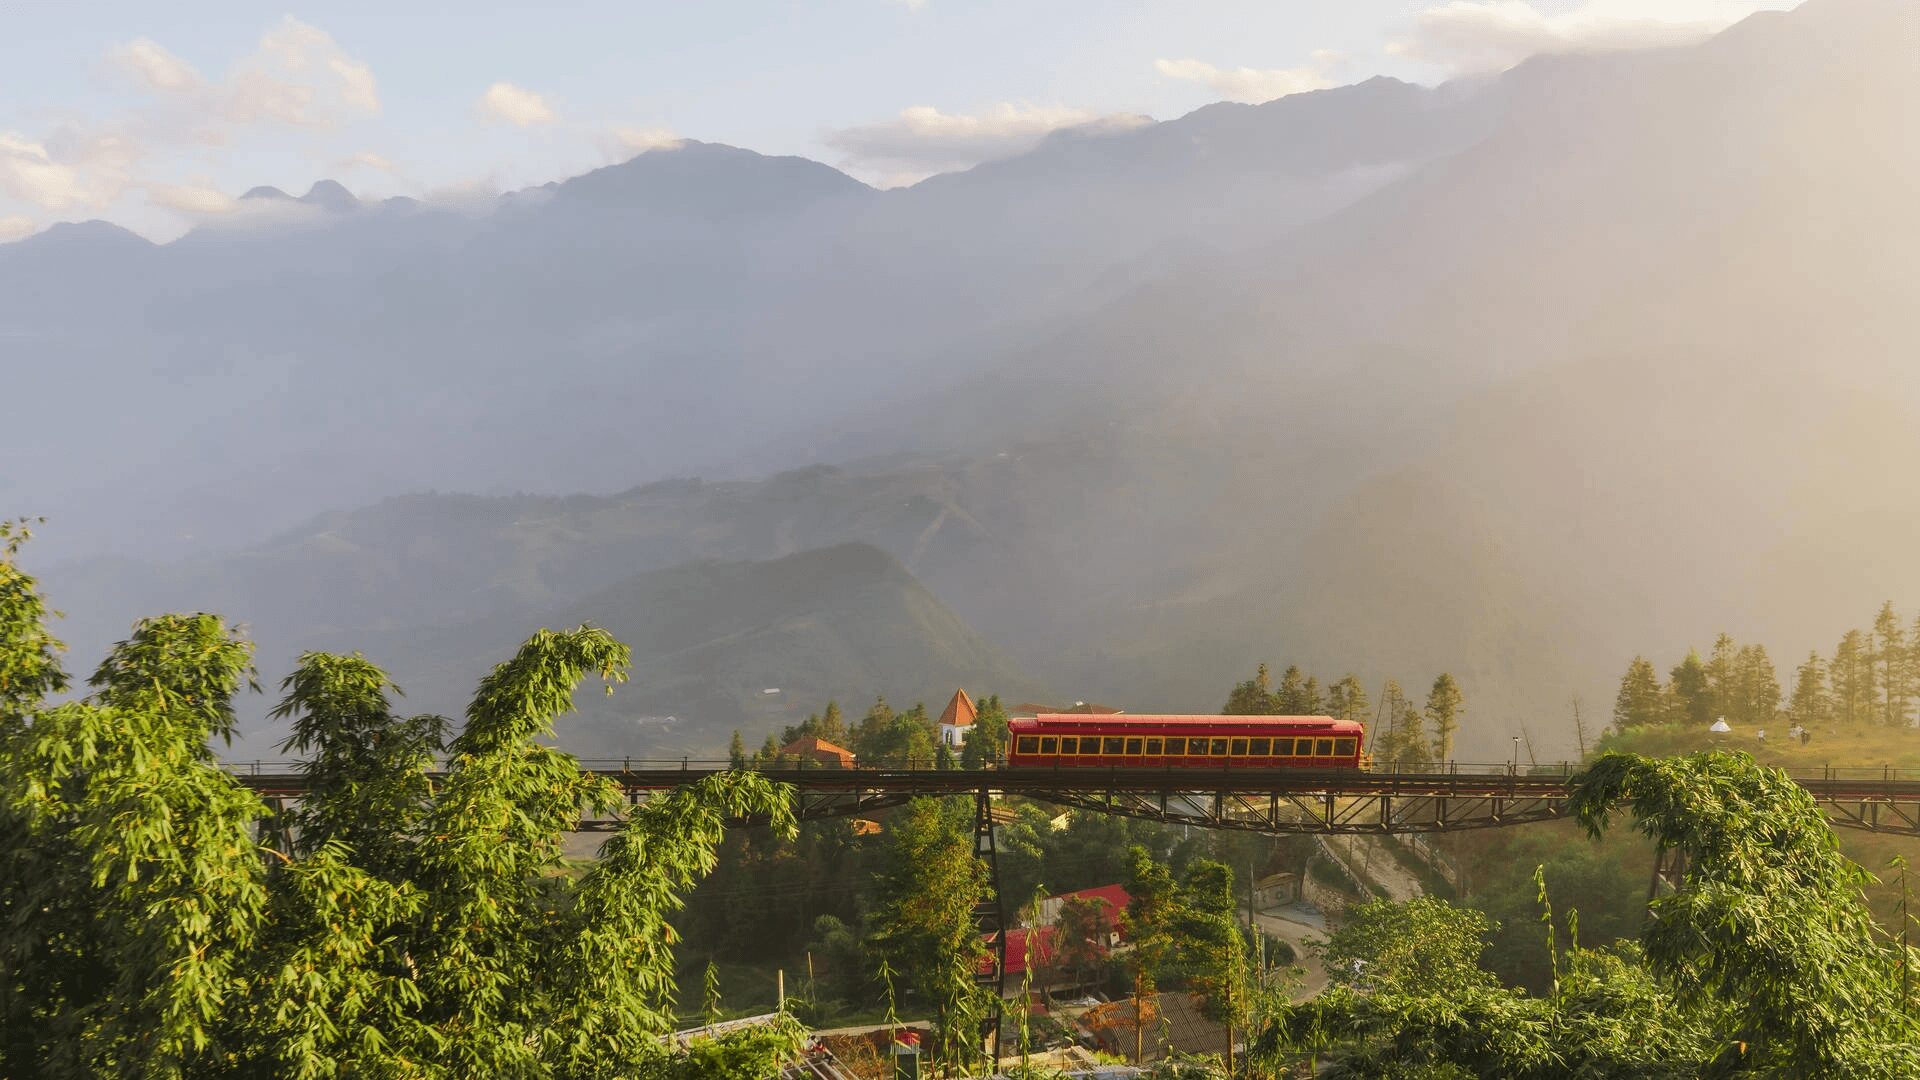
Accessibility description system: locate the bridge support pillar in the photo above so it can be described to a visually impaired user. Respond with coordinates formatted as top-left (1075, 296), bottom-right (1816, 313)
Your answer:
top-left (971, 789), bottom-right (1006, 1067)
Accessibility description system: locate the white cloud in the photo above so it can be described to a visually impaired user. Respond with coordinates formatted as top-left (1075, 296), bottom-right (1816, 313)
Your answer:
top-left (339, 150), bottom-right (396, 172)
top-left (609, 126), bottom-right (683, 154)
top-left (0, 215), bottom-right (36, 242)
top-left (1389, 0), bottom-right (1771, 73)
top-left (108, 39), bottom-right (203, 94)
top-left (147, 182), bottom-right (239, 215)
top-left (479, 82), bottom-right (557, 126)
top-left (222, 18), bottom-right (382, 126)
top-left (0, 130), bottom-right (135, 211)
top-left (824, 102), bottom-right (1142, 183)
top-left (1153, 51), bottom-right (1343, 104)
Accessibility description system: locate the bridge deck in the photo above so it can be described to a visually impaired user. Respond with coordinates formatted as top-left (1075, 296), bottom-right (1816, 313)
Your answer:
top-left (226, 760), bottom-right (1920, 836)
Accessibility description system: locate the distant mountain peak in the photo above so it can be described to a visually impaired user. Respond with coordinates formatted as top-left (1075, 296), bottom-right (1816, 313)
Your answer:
top-left (549, 138), bottom-right (871, 214)
top-left (15, 219), bottom-right (152, 251)
top-left (240, 185), bottom-right (293, 202)
top-left (300, 179), bottom-right (358, 211)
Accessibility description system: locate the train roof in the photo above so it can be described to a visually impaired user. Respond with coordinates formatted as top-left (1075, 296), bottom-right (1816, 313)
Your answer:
top-left (1016, 713), bottom-right (1361, 731)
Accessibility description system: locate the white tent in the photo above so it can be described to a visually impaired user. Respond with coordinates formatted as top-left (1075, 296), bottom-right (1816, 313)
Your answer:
top-left (1709, 719), bottom-right (1732, 733)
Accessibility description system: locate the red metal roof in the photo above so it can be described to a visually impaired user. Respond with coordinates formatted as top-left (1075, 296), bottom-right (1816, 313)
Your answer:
top-left (1015, 713), bottom-right (1361, 735)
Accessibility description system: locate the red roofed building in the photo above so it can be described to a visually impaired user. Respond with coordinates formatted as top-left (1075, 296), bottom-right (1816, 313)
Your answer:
top-left (777, 735), bottom-right (856, 768)
top-left (937, 688), bottom-right (978, 748)
top-left (979, 883), bottom-right (1133, 985)
top-left (1038, 884), bottom-right (1131, 946)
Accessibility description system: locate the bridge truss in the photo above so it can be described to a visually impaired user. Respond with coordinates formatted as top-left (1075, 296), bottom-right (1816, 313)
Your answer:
top-left (229, 760), bottom-right (1920, 838)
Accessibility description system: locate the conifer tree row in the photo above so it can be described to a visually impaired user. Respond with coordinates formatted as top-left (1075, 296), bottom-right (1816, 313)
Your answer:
top-left (1613, 600), bottom-right (1920, 730)
top-left (1224, 662), bottom-right (1467, 762)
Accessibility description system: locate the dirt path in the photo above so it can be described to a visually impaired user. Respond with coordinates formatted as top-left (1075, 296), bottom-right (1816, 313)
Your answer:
top-left (1253, 906), bottom-right (1329, 1000)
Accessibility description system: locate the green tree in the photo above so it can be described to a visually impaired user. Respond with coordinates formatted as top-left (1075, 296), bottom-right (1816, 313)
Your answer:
top-left (3, 612), bottom-right (270, 1077)
top-left (1612, 655), bottom-right (1666, 730)
top-left (270, 651), bottom-right (447, 872)
top-left (962, 693), bottom-right (1011, 769)
top-left (870, 798), bottom-right (992, 1070)
top-left (1276, 664), bottom-right (1311, 713)
top-left (1425, 674), bottom-right (1464, 761)
top-left (1789, 650), bottom-right (1832, 727)
top-left (1704, 632), bottom-right (1739, 723)
top-left (817, 699), bottom-right (846, 743)
top-left (1833, 628), bottom-right (1875, 725)
top-left (1668, 649), bottom-right (1712, 726)
top-left (1326, 674), bottom-right (1370, 726)
top-left (1174, 860), bottom-right (1248, 1075)
top-left (1054, 894), bottom-right (1112, 986)
top-left (1874, 602), bottom-right (1909, 727)
top-left (1124, 845), bottom-right (1178, 1065)
top-left (1733, 643), bottom-right (1780, 729)
top-left (0, 535), bottom-right (810, 1079)
top-left (1570, 751), bottom-right (1920, 1072)
top-left (1320, 896), bottom-right (1496, 996)
top-left (728, 729), bottom-right (748, 768)
top-left (1225, 663), bottom-right (1278, 714)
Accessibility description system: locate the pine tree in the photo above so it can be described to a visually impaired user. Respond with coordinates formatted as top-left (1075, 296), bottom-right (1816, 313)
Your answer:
top-left (1873, 602), bottom-right (1909, 727)
top-left (1832, 630), bottom-right (1874, 725)
top-left (1276, 665), bottom-right (1309, 713)
top-left (1705, 633), bottom-right (1739, 724)
top-left (818, 700), bottom-right (846, 742)
top-left (1734, 644), bottom-right (1780, 729)
top-left (1425, 674), bottom-right (1464, 760)
top-left (1302, 675), bottom-right (1325, 716)
top-left (1373, 679), bottom-right (1419, 762)
top-left (1225, 663), bottom-right (1276, 714)
top-left (1670, 649), bottom-right (1713, 726)
top-left (1398, 698), bottom-right (1429, 762)
top-left (1329, 674), bottom-right (1370, 725)
top-left (728, 730), bottom-right (748, 768)
top-left (1613, 656), bottom-right (1665, 729)
top-left (1788, 651), bottom-right (1831, 727)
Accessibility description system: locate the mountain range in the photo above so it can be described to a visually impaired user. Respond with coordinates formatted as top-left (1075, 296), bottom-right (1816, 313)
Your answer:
top-left (14, 0), bottom-right (1918, 757)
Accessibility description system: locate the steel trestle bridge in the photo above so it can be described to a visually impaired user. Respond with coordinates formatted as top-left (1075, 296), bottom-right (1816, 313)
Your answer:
top-left (228, 759), bottom-right (1920, 838)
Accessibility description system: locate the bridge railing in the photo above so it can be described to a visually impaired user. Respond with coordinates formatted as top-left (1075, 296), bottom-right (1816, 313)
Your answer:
top-left (215, 756), bottom-right (1920, 785)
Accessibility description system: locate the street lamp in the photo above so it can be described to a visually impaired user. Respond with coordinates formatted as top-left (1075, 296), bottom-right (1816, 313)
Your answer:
top-left (1511, 735), bottom-right (1521, 772)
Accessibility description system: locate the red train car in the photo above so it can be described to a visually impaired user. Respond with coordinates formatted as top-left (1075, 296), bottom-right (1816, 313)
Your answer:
top-left (1005, 714), bottom-right (1366, 769)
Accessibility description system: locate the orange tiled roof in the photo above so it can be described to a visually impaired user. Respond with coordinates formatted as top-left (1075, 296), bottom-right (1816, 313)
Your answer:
top-left (938, 688), bottom-right (978, 728)
top-left (778, 735), bottom-right (856, 767)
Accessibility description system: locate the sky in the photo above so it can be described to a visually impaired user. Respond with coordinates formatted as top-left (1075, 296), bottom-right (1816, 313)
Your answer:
top-left (0, 0), bottom-right (1796, 241)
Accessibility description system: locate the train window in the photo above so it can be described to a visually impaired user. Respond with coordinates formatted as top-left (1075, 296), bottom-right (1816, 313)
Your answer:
top-left (1125, 738), bottom-right (1143, 755)
top-left (1016, 736), bottom-right (1040, 754)
top-left (1165, 737), bottom-right (1186, 755)
top-left (1230, 738), bottom-right (1248, 756)
top-left (1273, 738), bottom-right (1294, 755)
top-left (1059, 736), bottom-right (1078, 754)
top-left (1210, 738), bottom-right (1229, 755)
top-left (1082, 738), bottom-right (1100, 755)
top-left (1186, 739), bottom-right (1206, 756)
top-left (1103, 737), bottom-right (1125, 755)
top-left (1249, 738), bottom-right (1271, 755)
top-left (1040, 737), bottom-right (1057, 754)
top-left (1145, 738), bottom-right (1163, 755)
top-left (1335, 738), bottom-right (1356, 756)
top-left (1315, 738), bottom-right (1334, 756)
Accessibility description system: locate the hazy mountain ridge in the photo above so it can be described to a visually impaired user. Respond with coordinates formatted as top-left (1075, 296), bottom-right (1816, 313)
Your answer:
top-left (212, 541), bottom-right (1044, 758)
top-left (22, 0), bottom-right (1920, 757)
